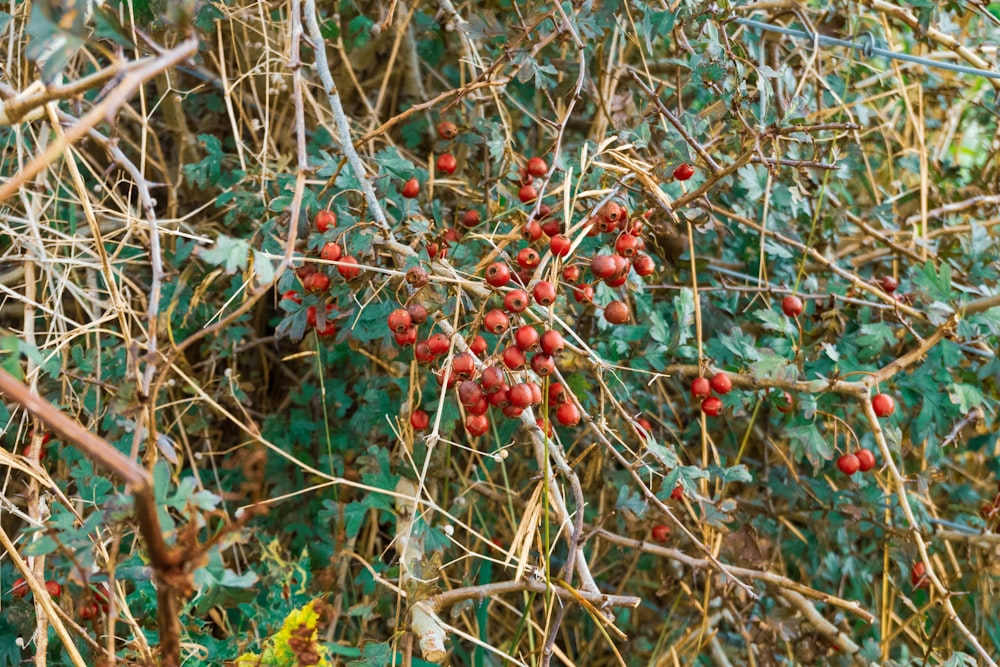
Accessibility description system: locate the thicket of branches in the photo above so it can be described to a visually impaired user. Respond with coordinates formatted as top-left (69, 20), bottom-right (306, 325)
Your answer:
top-left (1, 1), bottom-right (1000, 666)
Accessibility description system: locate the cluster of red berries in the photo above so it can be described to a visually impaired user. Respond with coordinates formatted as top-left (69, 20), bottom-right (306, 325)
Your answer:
top-left (516, 155), bottom-right (550, 204)
top-left (836, 448), bottom-right (877, 476)
top-left (691, 371), bottom-right (732, 416)
top-left (281, 210), bottom-right (368, 338)
top-left (10, 577), bottom-right (61, 599)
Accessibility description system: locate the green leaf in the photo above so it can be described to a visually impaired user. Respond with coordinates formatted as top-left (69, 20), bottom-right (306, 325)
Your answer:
top-left (949, 383), bottom-right (985, 413)
top-left (786, 424), bottom-right (833, 467)
top-left (200, 235), bottom-right (250, 274)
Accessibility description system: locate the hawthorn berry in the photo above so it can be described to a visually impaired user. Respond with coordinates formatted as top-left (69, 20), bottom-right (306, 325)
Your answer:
top-left (486, 262), bottom-right (511, 288)
top-left (316, 317), bottom-right (338, 338)
top-left (388, 308), bottom-right (412, 334)
top-left (637, 417), bottom-right (653, 435)
top-left (872, 393), bottom-right (895, 418)
top-left (633, 254), bottom-right (655, 277)
top-left (605, 272), bottom-right (629, 288)
top-left (504, 289), bottom-right (530, 313)
top-left (536, 418), bottom-right (554, 437)
top-left (911, 561), bottom-right (928, 588)
top-left (508, 383), bottom-right (533, 409)
top-left (604, 300), bottom-right (630, 324)
top-left (411, 409), bottom-right (430, 430)
top-left (518, 184), bottom-right (538, 203)
top-left (469, 335), bottom-right (488, 356)
top-left (541, 217), bottom-right (562, 237)
top-left (394, 326), bottom-right (417, 347)
top-left (296, 262), bottom-right (317, 280)
top-left (539, 329), bottom-right (565, 356)
top-left (550, 234), bottom-right (572, 257)
top-left (502, 346), bottom-right (526, 370)
top-left (701, 396), bottom-right (723, 416)
top-left (437, 153), bottom-right (458, 175)
top-left (467, 397), bottom-right (489, 416)
top-left (590, 255), bottom-right (618, 280)
top-left (481, 366), bottom-right (505, 393)
top-left (407, 304), bottom-right (428, 325)
top-left (691, 377), bottom-right (711, 399)
top-left (670, 486), bottom-right (684, 501)
top-left (514, 326), bottom-right (540, 352)
top-left (401, 178), bottom-right (420, 198)
top-left (710, 372), bottom-right (732, 395)
top-left (880, 275), bottom-right (898, 293)
top-left (556, 402), bottom-right (581, 426)
top-left (11, 578), bottom-right (28, 598)
top-left (437, 121), bottom-right (458, 140)
top-left (80, 601), bottom-right (100, 620)
top-left (615, 234), bottom-right (639, 257)
top-left (484, 309), bottom-right (510, 335)
top-left (488, 385), bottom-right (510, 408)
top-left (502, 404), bottom-right (524, 419)
top-left (320, 242), bottom-right (342, 262)
top-left (452, 353), bottom-right (475, 378)
top-left (517, 247), bottom-right (541, 270)
top-left (573, 284), bottom-right (594, 303)
top-left (466, 414), bottom-right (489, 436)
top-left (459, 380), bottom-right (484, 406)
top-left (303, 272), bottom-right (330, 294)
top-left (315, 210), bottom-right (336, 232)
top-left (535, 204), bottom-right (552, 220)
top-left (281, 290), bottom-right (302, 305)
top-left (856, 448), bottom-right (876, 472)
top-left (461, 210), bottom-right (481, 228)
top-left (673, 163), bottom-right (695, 181)
top-left (337, 256), bottom-right (361, 280)
top-left (562, 265), bottom-right (581, 282)
top-left (532, 281), bottom-right (557, 306)
top-left (527, 382), bottom-right (543, 405)
top-left (414, 341), bottom-right (434, 363)
top-left (651, 524), bottom-right (670, 543)
top-left (548, 382), bottom-right (567, 404)
top-left (526, 156), bottom-right (548, 177)
top-left (782, 295), bottom-right (803, 317)
top-left (837, 453), bottom-right (860, 476)
top-left (531, 353), bottom-right (556, 377)
top-left (427, 333), bottom-right (450, 355)
top-left (522, 220), bottom-right (543, 242)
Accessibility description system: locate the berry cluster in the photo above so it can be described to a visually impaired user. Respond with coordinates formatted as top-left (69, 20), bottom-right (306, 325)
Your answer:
top-left (691, 371), bottom-right (732, 416)
top-left (836, 448), bottom-right (877, 476)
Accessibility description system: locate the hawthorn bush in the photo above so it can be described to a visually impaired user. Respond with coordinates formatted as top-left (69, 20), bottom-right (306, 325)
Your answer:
top-left (1, 1), bottom-right (1000, 665)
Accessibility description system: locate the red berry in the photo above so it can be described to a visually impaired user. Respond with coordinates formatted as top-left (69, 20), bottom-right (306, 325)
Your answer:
top-left (522, 220), bottom-right (543, 242)
top-left (590, 255), bottom-right (618, 280)
top-left (710, 372), bottom-right (732, 395)
top-left (502, 345), bottom-right (526, 370)
top-left (452, 353), bottom-right (475, 378)
top-left (466, 414), bottom-right (489, 436)
top-left (437, 153), bottom-right (458, 175)
top-left (414, 341), bottom-right (434, 363)
top-left (776, 390), bottom-right (795, 413)
top-left (562, 265), bottom-right (581, 282)
top-left (637, 417), bottom-right (653, 435)
top-left (504, 289), bottom-right (530, 313)
top-left (459, 380), bottom-right (483, 406)
top-left (480, 366), bottom-right (504, 392)
top-left (541, 217), bottom-right (562, 237)
top-left (691, 377), bottom-right (711, 399)
top-left (531, 353), bottom-right (556, 377)
top-left (486, 262), bottom-right (511, 288)
top-left (548, 382), bottom-right (567, 404)
top-left (402, 178), bottom-right (420, 198)
top-left (461, 210), bottom-right (481, 228)
top-left (483, 309), bottom-right (510, 335)
top-left (45, 580), bottom-right (61, 597)
top-left (872, 393), bottom-right (895, 418)
top-left (526, 157), bottom-right (548, 177)
top-left (633, 254), bottom-right (655, 277)
top-left (411, 409), bottom-right (430, 430)
top-left (556, 402), bottom-right (581, 426)
top-left (437, 121), bottom-right (458, 140)
top-left (856, 448), bottom-right (876, 472)
top-left (508, 383), bottom-right (533, 409)
top-left (573, 284), bottom-right (594, 303)
top-left (80, 601), bottom-right (100, 620)
top-left (911, 561), bottom-right (928, 588)
top-left (673, 163), bottom-right (695, 181)
top-left (514, 326), bottom-right (540, 352)
top-left (407, 304), bottom-right (428, 325)
top-left (316, 317), bottom-right (338, 338)
top-left (320, 242), bottom-right (342, 262)
top-left (427, 333), bottom-right (450, 355)
top-left (550, 234), bottom-right (572, 257)
top-left (615, 234), bottom-right (639, 257)
top-left (605, 272), bottom-right (629, 288)
top-left (880, 275), bottom-right (898, 293)
top-left (532, 280), bottom-right (557, 306)
top-left (517, 247), bottom-right (541, 270)
top-left (281, 290), bottom-right (302, 304)
top-left (782, 295), bottom-right (803, 317)
top-left (315, 210), bottom-right (336, 232)
top-left (337, 256), bottom-right (361, 279)
top-left (468, 397), bottom-right (489, 416)
top-left (539, 329), bottom-right (565, 356)
top-left (651, 524), bottom-right (670, 543)
top-left (469, 334), bottom-right (488, 357)
top-left (296, 262), bottom-right (317, 281)
top-left (11, 578), bottom-right (28, 599)
top-left (394, 326), bottom-right (417, 347)
top-left (303, 272), bottom-right (330, 294)
top-left (388, 308), bottom-right (412, 334)
top-left (502, 404), bottom-right (524, 419)
top-left (534, 204), bottom-right (552, 220)
top-left (518, 184), bottom-right (538, 203)
top-left (701, 396), bottom-right (723, 416)
top-left (837, 453), bottom-right (861, 476)
top-left (604, 300), bottom-right (630, 324)
top-left (488, 385), bottom-right (510, 408)
top-left (670, 485), bottom-right (683, 501)
top-left (536, 418), bottom-right (553, 437)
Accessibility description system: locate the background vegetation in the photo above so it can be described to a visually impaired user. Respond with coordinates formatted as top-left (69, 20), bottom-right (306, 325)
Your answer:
top-left (1, 0), bottom-right (1000, 665)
